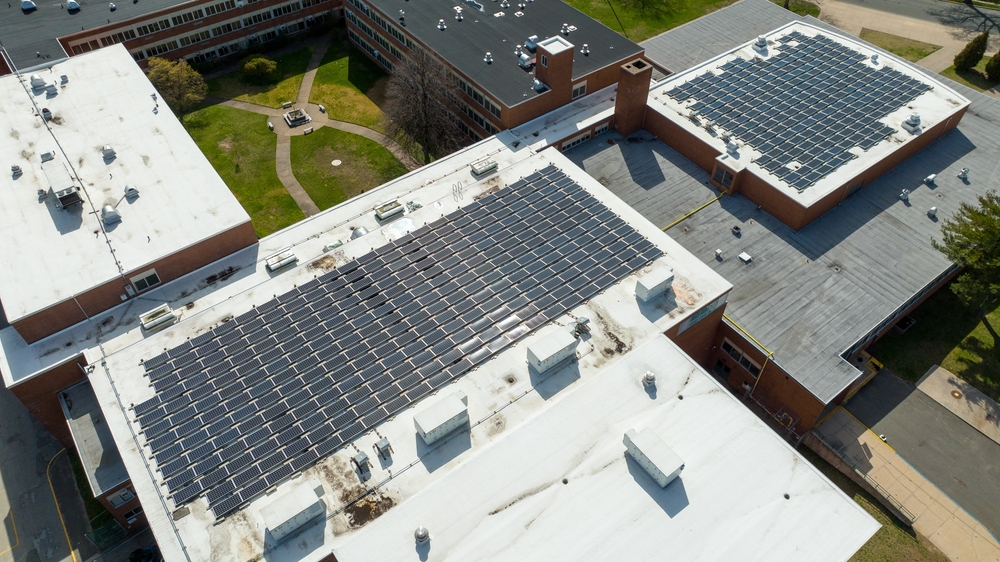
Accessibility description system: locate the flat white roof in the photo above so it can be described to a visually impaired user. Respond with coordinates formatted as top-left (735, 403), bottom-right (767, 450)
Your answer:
top-left (335, 336), bottom-right (879, 562)
top-left (646, 21), bottom-right (969, 208)
top-left (0, 45), bottom-right (250, 323)
top-left (84, 138), bottom-right (741, 562)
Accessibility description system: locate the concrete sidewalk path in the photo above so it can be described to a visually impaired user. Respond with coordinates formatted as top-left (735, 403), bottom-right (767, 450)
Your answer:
top-left (817, 408), bottom-right (1000, 562)
top-left (275, 135), bottom-right (321, 216)
top-left (917, 365), bottom-right (1000, 446)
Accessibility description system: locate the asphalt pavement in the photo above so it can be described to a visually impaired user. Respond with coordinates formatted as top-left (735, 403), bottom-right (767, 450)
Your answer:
top-left (845, 370), bottom-right (1000, 541)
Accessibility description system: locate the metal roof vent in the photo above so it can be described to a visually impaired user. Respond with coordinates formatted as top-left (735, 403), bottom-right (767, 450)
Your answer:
top-left (726, 139), bottom-right (739, 154)
top-left (581, 44), bottom-right (589, 55)
top-left (927, 207), bottom-right (938, 218)
top-left (902, 112), bottom-right (921, 134)
top-left (525, 34), bottom-right (539, 52)
top-left (29, 74), bottom-right (45, 89)
top-left (102, 205), bottom-right (121, 225)
top-left (642, 371), bottom-right (656, 387)
top-left (101, 145), bottom-right (116, 158)
top-left (350, 226), bottom-right (369, 239)
top-left (532, 78), bottom-right (547, 92)
top-left (414, 527), bottom-right (430, 543)
top-left (519, 53), bottom-right (532, 68)
top-left (957, 167), bottom-right (969, 181)
top-left (515, 44), bottom-right (522, 56)
top-left (484, 52), bottom-right (493, 63)
top-left (871, 53), bottom-right (879, 65)
top-left (754, 35), bottom-right (767, 49)
top-left (561, 22), bottom-right (570, 34)
top-left (500, 0), bottom-right (508, 7)
top-left (438, 18), bottom-right (446, 29)
top-left (455, 7), bottom-right (462, 19)
top-left (265, 247), bottom-right (298, 272)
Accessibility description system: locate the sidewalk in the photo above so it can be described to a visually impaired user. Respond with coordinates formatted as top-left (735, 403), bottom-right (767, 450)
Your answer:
top-left (917, 365), bottom-right (1000, 446)
top-left (816, 408), bottom-right (1000, 561)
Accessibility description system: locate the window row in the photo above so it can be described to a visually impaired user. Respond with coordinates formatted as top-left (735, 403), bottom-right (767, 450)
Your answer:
top-left (136, 19), bottom-right (171, 37)
top-left (172, 8), bottom-right (205, 26)
top-left (179, 30), bottom-right (212, 47)
top-left (348, 29), bottom-right (394, 71)
top-left (204, 0), bottom-right (237, 16)
top-left (368, 8), bottom-right (413, 49)
top-left (272, 1), bottom-right (302, 18)
top-left (347, 11), bottom-right (401, 60)
top-left (721, 339), bottom-right (762, 377)
top-left (461, 103), bottom-right (498, 135)
top-left (458, 79), bottom-right (502, 120)
top-left (100, 29), bottom-right (136, 47)
top-left (212, 21), bottom-right (242, 37)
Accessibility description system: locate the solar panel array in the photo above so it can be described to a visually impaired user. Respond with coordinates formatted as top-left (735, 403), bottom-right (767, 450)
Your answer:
top-left (132, 165), bottom-right (662, 518)
top-left (665, 31), bottom-right (933, 191)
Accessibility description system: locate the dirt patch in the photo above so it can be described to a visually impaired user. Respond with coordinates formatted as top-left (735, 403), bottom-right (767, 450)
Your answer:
top-left (198, 265), bottom-right (240, 289)
top-left (217, 137), bottom-right (234, 152)
top-left (341, 489), bottom-right (395, 527)
top-left (486, 413), bottom-right (506, 436)
top-left (590, 304), bottom-right (634, 359)
top-left (308, 255), bottom-right (339, 272)
top-left (671, 276), bottom-right (701, 307)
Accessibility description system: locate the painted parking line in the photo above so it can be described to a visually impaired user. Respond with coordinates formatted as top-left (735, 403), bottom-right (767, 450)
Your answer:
top-left (46, 449), bottom-right (78, 562)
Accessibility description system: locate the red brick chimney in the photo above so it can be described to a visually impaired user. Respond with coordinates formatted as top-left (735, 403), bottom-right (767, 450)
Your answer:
top-left (534, 35), bottom-right (575, 106)
top-left (614, 58), bottom-right (653, 137)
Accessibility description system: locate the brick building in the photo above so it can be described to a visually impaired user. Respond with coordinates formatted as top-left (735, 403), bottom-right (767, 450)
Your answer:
top-left (0, 46), bottom-right (257, 529)
top-left (0, 0), bottom-right (338, 74)
top-left (343, 0), bottom-right (644, 139)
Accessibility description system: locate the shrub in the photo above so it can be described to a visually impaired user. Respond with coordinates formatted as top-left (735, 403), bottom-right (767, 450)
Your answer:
top-left (954, 31), bottom-right (989, 72)
top-left (240, 54), bottom-right (278, 83)
top-left (986, 50), bottom-right (1000, 82)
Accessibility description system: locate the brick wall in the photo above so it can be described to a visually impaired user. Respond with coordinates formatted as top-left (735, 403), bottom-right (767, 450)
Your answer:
top-left (665, 305), bottom-right (726, 366)
top-left (613, 59), bottom-right (652, 137)
top-left (12, 221), bottom-right (257, 343)
top-left (8, 356), bottom-right (88, 449)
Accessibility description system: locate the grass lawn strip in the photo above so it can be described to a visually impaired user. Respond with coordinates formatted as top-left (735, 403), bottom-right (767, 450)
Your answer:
top-left (183, 105), bottom-right (305, 237)
top-left (290, 127), bottom-right (408, 211)
top-left (563, 0), bottom-right (740, 43)
top-left (207, 47), bottom-right (313, 108)
top-left (769, 0), bottom-right (819, 17)
top-left (859, 29), bottom-right (941, 62)
top-left (309, 30), bottom-right (388, 132)
top-left (940, 56), bottom-right (1000, 92)
top-left (797, 448), bottom-right (948, 562)
top-left (66, 448), bottom-right (109, 520)
top-left (871, 287), bottom-right (1000, 401)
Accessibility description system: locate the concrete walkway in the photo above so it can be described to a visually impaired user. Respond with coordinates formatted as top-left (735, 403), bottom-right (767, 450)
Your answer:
top-left (206, 36), bottom-right (420, 218)
top-left (918, 365), bottom-right (1000, 446)
top-left (816, 408), bottom-right (1000, 562)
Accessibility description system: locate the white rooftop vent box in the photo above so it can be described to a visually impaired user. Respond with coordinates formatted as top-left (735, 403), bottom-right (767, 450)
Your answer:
top-left (635, 266), bottom-right (674, 302)
top-left (413, 391), bottom-right (469, 445)
top-left (470, 159), bottom-right (498, 177)
top-left (527, 329), bottom-right (577, 374)
top-left (375, 200), bottom-right (404, 221)
top-left (102, 204), bottom-right (121, 225)
top-left (29, 74), bottom-right (45, 88)
top-left (101, 145), bottom-right (116, 158)
top-left (140, 304), bottom-right (177, 331)
top-left (624, 428), bottom-right (684, 488)
top-left (265, 248), bottom-right (298, 272)
top-left (260, 482), bottom-right (325, 544)
top-left (738, 252), bottom-right (753, 264)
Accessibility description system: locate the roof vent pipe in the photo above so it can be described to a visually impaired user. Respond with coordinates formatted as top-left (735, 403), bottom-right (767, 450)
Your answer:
top-left (871, 53), bottom-right (879, 65)
top-left (414, 527), bottom-right (430, 543)
top-left (515, 44), bottom-right (522, 56)
top-left (754, 35), bottom-right (766, 48)
top-left (927, 207), bottom-right (938, 218)
top-left (561, 22), bottom-right (569, 34)
top-left (484, 52), bottom-right (493, 63)
top-left (906, 112), bottom-right (920, 127)
top-left (581, 44), bottom-right (589, 55)
top-left (438, 18), bottom-right (446, 29)
top-left (726, 140), bottom-right (739, 154)
top-left (455, 7), bottom-right (462, 19)
top-left (500, 0), bottom-right (508, 7)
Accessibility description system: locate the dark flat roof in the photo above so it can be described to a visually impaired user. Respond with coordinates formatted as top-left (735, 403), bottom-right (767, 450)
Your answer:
top-left (363, 0), bottom-right (642, 107)
top-left (0, 0), bottom-right (183, 70)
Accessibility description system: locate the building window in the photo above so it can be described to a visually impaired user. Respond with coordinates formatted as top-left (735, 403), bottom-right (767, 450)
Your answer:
top-left (721, 338), bottom-right (762, 377)
top-left (108, 487), bottom-right (135, 508)
top-left (712, 165), bottom-right (735, 190)
top-left (572, 82), bottom-right (586, 99)
top-left (561, 132), bottom-right (591, 151)
top-left (540, 54), bottom-right (547, 67)
top-left (123, 506), bottom-right (143, 523)
top-left (130, 269), bottom-right (161, 292)
top-left (594, 121), bottom-right (609, 136)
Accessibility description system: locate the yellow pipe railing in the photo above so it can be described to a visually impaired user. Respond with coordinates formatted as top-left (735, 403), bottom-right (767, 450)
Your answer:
top-left (662, 193), bottom-right (724, 231)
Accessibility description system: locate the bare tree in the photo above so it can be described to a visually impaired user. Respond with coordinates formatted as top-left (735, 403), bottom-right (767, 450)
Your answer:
top-left (383, 49), bottom-right (465, 164)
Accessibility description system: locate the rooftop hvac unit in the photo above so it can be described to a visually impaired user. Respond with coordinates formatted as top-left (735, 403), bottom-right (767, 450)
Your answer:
top-left (29, 74), bottom-right (45, 88)
top-left (524, 34), bottom-right (539, 52)
top-left (470, 159), bottom-right (497, 176)
top-left (413, 391), bottom-right (469, 445)
top-left (260, 483), bottom-right (325, 544)
top-left (54, 186), bottom-right (82, 209)
top-left (527, 329), bottom-right (577, 374)
top-left (624, 428), bottom-right (684, 488)
top-left (140, 304), bottom-right (177, 331)
top-left (375, 200), bottom-right (404, 221)
top-left (265, 247), bottom-right (298, 272)
top-left (518, 53), bottom-right (532, 68)
top-left (635, 266), bottom-right (674, 302)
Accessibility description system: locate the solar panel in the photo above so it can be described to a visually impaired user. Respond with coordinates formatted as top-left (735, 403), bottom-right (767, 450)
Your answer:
top-left (666, 32), bottom-right (929, 191)
top-left (134, 168), bottom-right (661, 518)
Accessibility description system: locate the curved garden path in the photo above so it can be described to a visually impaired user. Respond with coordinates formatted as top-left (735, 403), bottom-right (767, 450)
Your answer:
top-left (207, 36), bottom-right (419, 217)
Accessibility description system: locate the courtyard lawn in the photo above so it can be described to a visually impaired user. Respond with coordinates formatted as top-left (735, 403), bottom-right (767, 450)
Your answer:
top-left (871, 286), bottom-right (1000, 401)
top-left (770, 0), bottom-right (820, 17)
top-left (309, 30), bottom-right (388, 132)
top-left (563, 0), bottom-right (740, 43)
top-left (207, 47), bottom-right (313, 108)
top-left (940, 56), bottom-right (1000, 92)
top-left (797, 448), bottom-right (948, 562)
top-left (183, 105), bottom-right (304, 236)
top-left (290, 127), bottom-right (408, 210)
top-left (859, 29), bottom-right (942, 62)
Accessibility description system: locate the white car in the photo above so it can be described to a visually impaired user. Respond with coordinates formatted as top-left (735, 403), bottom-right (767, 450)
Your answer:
top-left (66, 0), bottom-right (80, 9)
top-left (20, 0), bottom-right (37, 9)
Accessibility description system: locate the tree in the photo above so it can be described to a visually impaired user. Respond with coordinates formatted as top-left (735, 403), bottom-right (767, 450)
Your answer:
top-left (383, 50), bottom-right (465, 164)
top-left (932, 190), bottom-right (1000, 314)
top-left (146, 57), bottom-right (207, 113)
top-left (954, 31), bottom-right (989, 72)
top-left (240, 54), bottom-right (278, 83)
top-left (986, 50), bottom-right (1000, 82)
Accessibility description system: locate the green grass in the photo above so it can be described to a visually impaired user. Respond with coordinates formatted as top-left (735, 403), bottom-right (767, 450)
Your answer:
top-left (207, 47), bottom-right (313, 108)
top-left (798, 448), bottom-right (948, 562)
top-left (871, 286), bottom-right (1000, 401)
top-left (770, 0), bottom-right (820, 17)
top-left (940, 56), bottom-right (1000, 92)
top-left (310, 29), bottom-right (389, 132)
top-left (563, 0), bottom-right (736, 47)
top-left (859, 29), bottom-right (942, 62)
top-left (182, 105), bottom-right (304, 236)
top-left (290, 127), bottom-right (408, 210)
top-left (66, 449), bottom-right (108, 520)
